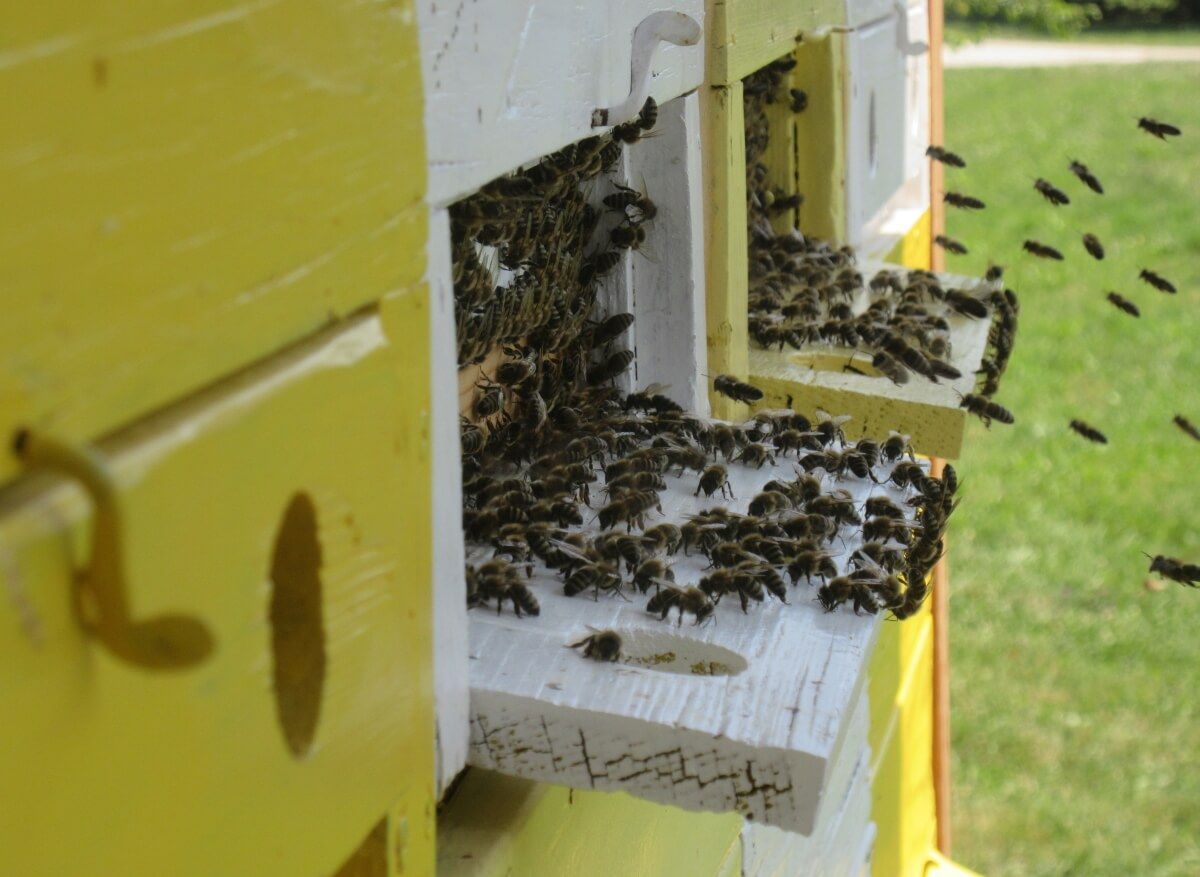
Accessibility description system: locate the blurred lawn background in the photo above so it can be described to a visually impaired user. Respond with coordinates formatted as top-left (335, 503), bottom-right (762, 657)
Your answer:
top-left (943, 61), bottom-right (1200, 875)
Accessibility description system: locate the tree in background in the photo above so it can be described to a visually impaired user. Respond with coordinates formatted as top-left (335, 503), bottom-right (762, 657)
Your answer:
top-left (946, 0), bottom-right (1191, 35)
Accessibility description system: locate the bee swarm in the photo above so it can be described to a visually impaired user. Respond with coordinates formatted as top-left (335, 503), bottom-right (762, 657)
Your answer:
top-left (451, 97), bottom-right (958, 833)
top-left (741, 59), bottom-right (1017, 419)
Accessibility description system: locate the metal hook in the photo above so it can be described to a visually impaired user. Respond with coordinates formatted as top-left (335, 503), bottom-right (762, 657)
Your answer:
top-left (13, 430), bottom-right (215, 670)
top-left (592, 11), bottom-right (702, 128)
top-left (894, 1), bottom-right (929, 57)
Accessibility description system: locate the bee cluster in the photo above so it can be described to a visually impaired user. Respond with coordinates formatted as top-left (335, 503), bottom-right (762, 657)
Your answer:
top-left (452, 96), bottom-right (955, 629)
top-left (740, 58), bottom-right (1017, 426)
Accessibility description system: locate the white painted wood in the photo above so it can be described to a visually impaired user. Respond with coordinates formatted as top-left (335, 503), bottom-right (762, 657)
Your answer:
top-left (592, 12), bottom-right (702, 127)
top-left (466, 445), bottom-right (931, 833)
top-left (428, 206), bottom-right (471, 796)
top-left (740, 690), bottom-right (875, 875)
top-left (627, 92), bottom-right (710, 417)
top-left (844, 0), bottom-right (931, 255)
top-left (417, 0), bottom-right (706, 206)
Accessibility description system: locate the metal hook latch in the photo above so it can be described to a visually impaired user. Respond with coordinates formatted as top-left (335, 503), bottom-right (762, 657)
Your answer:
top-left (13, 430), bottom-right (215, 670)
top-left (592, 11), bottom-right (702, 128)
top-left (894, 1), bottom-right (929, 57)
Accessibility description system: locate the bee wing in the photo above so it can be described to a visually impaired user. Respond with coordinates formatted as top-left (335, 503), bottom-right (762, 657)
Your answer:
top-left (642, 382), bottom-right (672, 395)
top-left (549, 539), bottom-right (593, 563)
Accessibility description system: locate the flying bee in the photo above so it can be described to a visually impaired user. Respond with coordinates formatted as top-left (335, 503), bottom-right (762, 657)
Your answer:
top-left (1068, 419), bottom-right (1108, 444)
top-left (570, 629), bottom-right (622, 662)
top-left (1068, 160), bottom-right (1103, 194)
top-left (1172, 414), bottom-right (1200, 442)
top-left (1139, 269), bottom-right (1176, 294)
top-left (1138, 117), bottom-right (1181, 140)
top-left (713, 374), bottom-right (764, 404)
top-left (1080, 233), bottom-right (1105, 261)
top-left (603, 184), bottom-right (657, 222)
top-left (610, 222), bottom-right (647, 250)
top-left (1023, 240), bottom-right (1064, 261)
top-left (872, 351), bottom-right (909, 385)
top-left (1144, 554), bottom-right (1200, 587)
top-left (959, 393), bottom-right (1015, 426)
top-left (926, 145), bottom-right (966, 168)
top-left (769, 192), bottom-right (804, 214)
top-left (934, 234), bottom-right (968, 255)
top-left (1034, 178), bottom-right (1070, 205)
top-left (696, 464), bottom-right (735, 499)
top-left (985, 264), bottom-right (1005, 283)
top-left (1105, 292), bottom-right (1139, 317)
top-left (944, 191), bottom-right (985, 210)
top-left (647, 585), bottom-right (714, 625)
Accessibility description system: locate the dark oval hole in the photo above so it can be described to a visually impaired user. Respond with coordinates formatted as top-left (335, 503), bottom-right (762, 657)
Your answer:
top-left (269, 492), bottom-right (326, 759)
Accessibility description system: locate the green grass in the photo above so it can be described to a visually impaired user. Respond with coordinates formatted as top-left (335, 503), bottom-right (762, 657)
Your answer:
top-left (946, 22), bottom-right (1200, 45)
top-left (943, 63), bottom-right (1200, 876)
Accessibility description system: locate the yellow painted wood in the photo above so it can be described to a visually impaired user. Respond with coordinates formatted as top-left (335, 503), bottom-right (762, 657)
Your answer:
top-left (792, 34), bottom-right (847, 244)
top-left (0, 308), bottom-right (434, 876)
top-left (886, 209), bottom-right (934, 267)
top-left (701, 81), bottom-right (751, 422)
top-left (0, 1), bottom-right (427, 485)
top-left (708, 0), bottom-right (846, 85)
top-left (438, 769), bottom-right (743, 877)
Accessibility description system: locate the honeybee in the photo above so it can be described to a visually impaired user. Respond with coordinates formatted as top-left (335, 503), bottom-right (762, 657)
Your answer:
top-left (872, 351), bottom-right (910, 385)
top-left (1034, 178), bottom-right (1070, 206)
top-left (787, 549), bottom-right (837, 586)
top-left (1023, 240), bottom-right (1064, 261)
top-left (812, 411), bottom-right (851, 446)
top-left (642, 522), bottom-right (683, 555)
top-left (563, 561), bottom-right (623, 598)
top-left (926, 145), bottom-right (966, 168)
top-left (646, 585), bottom-right (714, 624)
top-left (934, 234), bottom-right (968, 255)
top-left (945, 290), bottom-right (989, 320)
top-left (789, 88), bottom-right (808, 112)
top-left (882, 431), bottom-right (914, 463)
top-left (1081, 233), bottom-right (1105, 260)
top-left (1105, 292), bottom-right (1140, 317)
top-left (748, 489), bottom-right (792, 517)
top-left (610, 222), bottom-right (647, 250)
top-left (633, 557), bottom-right (675, 593)
top-left (603, 184), bottom-right (657, 222)
top-left (473, 383), bottom-right (506, 419)
top-left (943, 192), bottom-right (985, 210)
top-left (1068, 160), bottom-right (1103, 194)
top-left (580, 250), bottom-right (623, 284)
top-left (461, 418), bottom-right (485, 456)
top-left (1138, 117), bottom-right (1181, 140)
top-left (696, 464), bottom-right (735, 499)
top-left (467, 559), bottom-right (540, 617)
top-left (864, 496), bottom-right (905, 519)
top-left (1145, 553), bottom-right (1199, 587)
top-left (735, 442), bottom-right (776, 469)
top-left (1139, 269), bottom-right (1176, 294)
top-left (1068, 419), bottom-right (1108, 444)
top-left (709, 424), bottom-right (748, 460)
top-left (1172, 414), bottom-right (1200, 442)
top-left (959, 393), bottom-right (1015, 426)
top-left (496, 357), bottom-right (537, 386)
top-left (590, 312), bottom-right (635, 348)
top-left (713, 374), bottom-right (764, 404)
top-left (570, 629), bottom-right (623, 661)
top-left (597, 488), bottom-right (662, 531)
top-left (587, 350), bottom-right (635, 385)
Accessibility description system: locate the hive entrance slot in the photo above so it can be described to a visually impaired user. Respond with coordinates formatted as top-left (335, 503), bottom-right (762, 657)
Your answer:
top-left (269, 491), bottom-right (326, 760)
top-left (787, 351), bottom-right (883, 378)
top-left (606, 628), bottom-right (748, 676)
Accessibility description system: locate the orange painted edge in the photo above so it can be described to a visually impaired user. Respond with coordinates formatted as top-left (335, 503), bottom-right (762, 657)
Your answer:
top-left (928, 0), bottom-right (953, 857)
